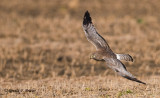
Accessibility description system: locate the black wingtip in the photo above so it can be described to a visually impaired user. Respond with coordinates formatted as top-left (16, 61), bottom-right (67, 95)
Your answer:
top-left (83, 10), bottom-right (92, 25)
top-left (124, 76), bottom-right (146, 85)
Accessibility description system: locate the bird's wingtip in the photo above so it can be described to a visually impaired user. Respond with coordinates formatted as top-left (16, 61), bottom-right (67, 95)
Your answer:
top-left (83, 10), bottom-right (92, 25)
top-left (85, 10), bottom-right (89, 15)
top-left (124, 75), bottom-right (146, 85)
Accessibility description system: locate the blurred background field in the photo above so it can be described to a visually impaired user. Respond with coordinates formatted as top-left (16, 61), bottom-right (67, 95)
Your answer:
top-left (0, 0), bottom-right (160, 97)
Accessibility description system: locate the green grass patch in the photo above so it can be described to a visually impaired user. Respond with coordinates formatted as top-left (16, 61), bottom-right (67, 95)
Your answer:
top-left (137, 18), bottom-right (143, 24)
top-left (117, 89), bottom-right (133, 97)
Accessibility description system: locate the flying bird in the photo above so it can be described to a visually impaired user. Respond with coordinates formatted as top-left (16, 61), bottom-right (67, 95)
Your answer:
top-left (82, 11), bottom-right (146, 84)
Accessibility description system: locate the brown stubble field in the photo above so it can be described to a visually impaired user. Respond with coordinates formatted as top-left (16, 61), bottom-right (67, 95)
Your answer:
top-left (0, 0), bottom-right (160, 97)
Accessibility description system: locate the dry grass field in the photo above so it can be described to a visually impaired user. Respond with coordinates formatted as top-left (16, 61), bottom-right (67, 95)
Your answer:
top-left (0, 0), bottom-right (160, 97)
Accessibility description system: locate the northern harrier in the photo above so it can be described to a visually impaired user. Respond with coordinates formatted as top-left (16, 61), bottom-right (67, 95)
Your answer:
top-left (82, 11), bottom-right (146, 84)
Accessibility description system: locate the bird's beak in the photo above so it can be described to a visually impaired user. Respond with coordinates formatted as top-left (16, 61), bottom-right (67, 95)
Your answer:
top-left (90, 55), bottom-right (92, 59)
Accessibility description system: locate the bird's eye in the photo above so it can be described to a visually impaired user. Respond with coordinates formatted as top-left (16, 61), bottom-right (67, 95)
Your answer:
top-left (90, 55), bottom-right (94, 58)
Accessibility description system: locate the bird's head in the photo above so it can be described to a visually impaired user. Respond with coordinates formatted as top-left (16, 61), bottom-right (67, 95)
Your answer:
top-left (90, 53), bottom-right (96, 59)
top-left (90, 52), bottom-right (104, 61)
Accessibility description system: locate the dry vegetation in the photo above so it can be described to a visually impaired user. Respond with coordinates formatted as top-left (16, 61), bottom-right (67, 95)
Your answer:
top-left (0, 76), bottom-right (160, 97)
top-left (0, 0), bottom-right (160, 97)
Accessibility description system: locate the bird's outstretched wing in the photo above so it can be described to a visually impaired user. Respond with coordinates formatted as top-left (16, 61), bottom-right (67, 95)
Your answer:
top-left (104, 58), bottom-right (146, 84)
top-left (82, 11), bottom-right (112, 51)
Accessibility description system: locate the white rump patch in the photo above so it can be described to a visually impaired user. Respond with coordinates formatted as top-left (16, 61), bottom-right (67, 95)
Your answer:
top-left (116, 54), bottom-right (120, 60)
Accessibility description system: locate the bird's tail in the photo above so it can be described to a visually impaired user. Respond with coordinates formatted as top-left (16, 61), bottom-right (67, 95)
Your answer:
top-left (116, 54), bottom-right (133, 62)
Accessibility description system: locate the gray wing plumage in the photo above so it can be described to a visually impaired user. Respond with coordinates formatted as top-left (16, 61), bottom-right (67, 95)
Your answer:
top-left (104, 58), bottom-right (146, 84)
top-left (82, 11), bottom-right (111, 51)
